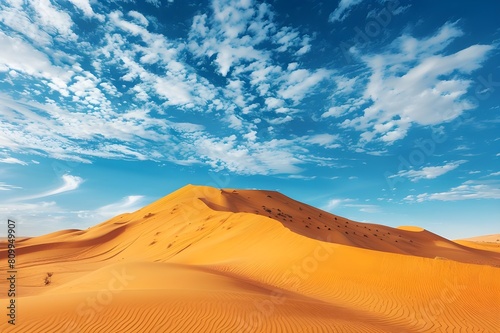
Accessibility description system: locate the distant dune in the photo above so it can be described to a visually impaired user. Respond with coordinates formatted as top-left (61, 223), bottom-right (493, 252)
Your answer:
top-left (1, 185), bottom-right (499, 332)
top-left (459, 234), bottom-right (500, 243)
top-left (454, 234), bottom-right (500, 254)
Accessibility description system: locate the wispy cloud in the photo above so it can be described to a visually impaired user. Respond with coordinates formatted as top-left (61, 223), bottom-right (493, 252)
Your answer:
top-left (192, 135), bottom-right (305, 175)
top-left (0, 194), bottom-right (144, 236)
top-left (66, 0), bottom-right (104, 20)
top-left (323, 198), bottom-right (380, 213)
top-left (391, 160), bottom-right (466, 182)
top-left (0, 182), bottom-right (21, 191)
top-left (0, 157), bottom-right (27, 165)
top-left (323, 198), bottom-right (355, 211)
top-left (324, 199), bottom-right (343, 211)
top-left (287, 175), bottom-right (317, 180)
top-left (304, 134), bottom-right (341, 149)
top-left (404, 180), bottom-right (500, 202)
top-left (329, 0), bottom-right (364, 22)
top-left (0, 201), bottom-right (65, 236)
top-left (0, 201), bottom-right (58, 219)
top-left (0, 31), bottom-right (72, 87)
top-left (94, 195), bottom-right (145, 219)
top-left (343, 203), bottom-right (380, 213)
top-left (14, 174), bottom-right (83, 201)
top-left (74, 195), bottom-right (145, 223)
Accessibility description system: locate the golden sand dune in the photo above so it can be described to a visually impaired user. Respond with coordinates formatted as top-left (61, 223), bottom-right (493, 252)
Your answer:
top-left (1, 185), bottom-right (499, 332)
top-left (454, 234), bottom-right (500, 254)
top-left (457, 233), bottom-right (500, 244)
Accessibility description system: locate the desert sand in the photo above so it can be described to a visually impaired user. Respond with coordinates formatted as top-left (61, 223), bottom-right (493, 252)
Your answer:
top-left (454, 234), bottom-right (500, 254)
top-left (1, 185), bottom-right (499, 332)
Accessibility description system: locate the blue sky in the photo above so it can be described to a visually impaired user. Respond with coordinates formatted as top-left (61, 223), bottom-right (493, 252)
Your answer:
top-left (0, 0), bottom-right (499, 239)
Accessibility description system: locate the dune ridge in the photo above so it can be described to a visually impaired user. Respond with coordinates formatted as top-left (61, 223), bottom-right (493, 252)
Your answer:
top-left (1, 184), bottom-right (499, 332)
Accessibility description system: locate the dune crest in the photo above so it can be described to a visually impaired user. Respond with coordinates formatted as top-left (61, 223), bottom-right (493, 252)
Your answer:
top-left (1, 185), bottom-right (499, 333)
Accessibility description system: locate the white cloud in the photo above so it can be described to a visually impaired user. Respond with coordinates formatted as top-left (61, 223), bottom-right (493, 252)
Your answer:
top-left (265, 97), bottom-right (284, 109)
top-left (267, 115), bottom-right (293, 125)
top-left (192, 134), bottom-right (304, 175)
top-left (30, 0), bottom-right (78, 41)
top-left (0, 200), bottom-right (57, 216)
top-left (0, 182), bottom-right (21, 191)
top-left (278, 69), bottom-right (330, 104)
top-left (15, 174), bottom-right (83, 201)
top-left (322, 96), bottom-right (364, 118)
top-left (405, 180), bottom-right (500, 202)
top-left (154, 76), bottom-right (193, 105)
top-left (0, 157), bottom-right (27, 165)
top-left (488, 171), bottom-right (500, 177)
top-left (67, 0), bottom-right (104, 20)
top-left (0, 31), bottom-right (73, 88)
top-left (109, 10), bottom-right (147, 36)
top-left (39, 174), bottom-right (83, 197)
top-left (324, 198), bottom-right (354, 211)
top-left (188, 0), bottom-right (328, 119)
top-left (94, 195), bottom-right (145, 219)
top-left (128, 10), bottom-right (149, 27)
top-left (322, 105), bottom-right (349, 118)
top-left (0, 201), bottom-right (58, 236)
top-left (391, 160), bottom-right (466, 182)
top-left (343, 203), bottom-right (380, 213)
top-left (105, 10), bottom-right (217, 108)
top-left (329, 0), bottom-right (364, 22)
top-left (0, 195), bottom-right (143, 236)
top-left (454, 145), bottom-right (469, 151)
top-left (287, 175), bottom-right (316, 180)
top-left (324, 197), bottom-right (380, 213)
top-left (324, 199), bottom-right (345, 210)
top-left (305, 134), bottom-right (340, 148)
top-left (334, 22), bottom-right (493, 144)
top-left (0, 200), bottom-right (101, 237)
top-left (0, 2), bottom-right (53, 46)
top-left (145, 0), bottom-right (161, 7)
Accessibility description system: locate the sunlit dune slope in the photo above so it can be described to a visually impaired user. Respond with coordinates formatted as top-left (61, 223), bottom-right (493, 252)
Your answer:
top-left (1, 184), bottom-right (499, 333)
top-left (454, 234), bottom-right (500, 253)
top-left (458, 233), bottom-right (500, 243)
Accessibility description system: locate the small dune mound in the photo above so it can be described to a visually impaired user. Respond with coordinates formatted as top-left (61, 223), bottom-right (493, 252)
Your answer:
top-left (397, 225), bottom-right (425, 232)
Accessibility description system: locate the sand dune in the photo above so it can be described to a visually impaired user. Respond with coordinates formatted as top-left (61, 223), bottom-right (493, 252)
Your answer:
top-left (458, 233), bottom-right (500, 243)
top-left (454, 234), bottom-right (500, 254)
top-left (1, 185), bottom-right (499, 332)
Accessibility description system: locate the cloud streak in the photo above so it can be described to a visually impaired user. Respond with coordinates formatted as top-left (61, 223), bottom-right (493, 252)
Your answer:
top-left (391, 161), bottom-right (467, 182)
top-left (94, 195), bottom-right (145, 219)
top-left (329, 0), bottom-right (364, 22)
top-left (0, 157), bottom-right (27, 165)
top-left (0, 182), bottom-right (21, 191)
top-left (14, 175), bottom-right (83, 201)
top-left (405, 180), bottom-right (500, 202)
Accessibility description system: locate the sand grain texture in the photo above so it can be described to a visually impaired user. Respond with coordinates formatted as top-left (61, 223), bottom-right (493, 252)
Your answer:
top-left (1, 185), bottom-right (499, 332)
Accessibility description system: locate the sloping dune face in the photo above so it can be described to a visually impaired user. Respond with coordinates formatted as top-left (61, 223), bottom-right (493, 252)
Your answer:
top-left (1, 185), bottom-right (499, 333)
